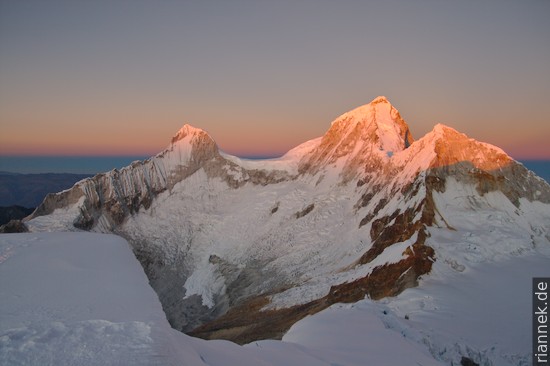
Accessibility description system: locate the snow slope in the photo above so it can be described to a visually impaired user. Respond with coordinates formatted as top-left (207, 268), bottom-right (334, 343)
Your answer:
top-left (0, 232), bottom-right (206, 366)
top-left (0, 232), bottom-right (442, 366)
top-left (378, 254), bottom-right (550, 366)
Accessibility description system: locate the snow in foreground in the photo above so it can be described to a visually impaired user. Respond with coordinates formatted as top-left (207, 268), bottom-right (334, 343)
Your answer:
top-left (1, 232), bottom-right (547, 365)
top-left (0, 233), bottom-right (439, 366)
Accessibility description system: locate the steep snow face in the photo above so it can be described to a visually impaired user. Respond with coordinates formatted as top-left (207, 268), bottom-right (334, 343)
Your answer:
top-left (424, 124), bottom-right (511, 170)
top-left (157, 123), bottom-right (220, 173)
top-left (391, 123), bottom-right (511, 178)
top-left (357, 96), bottom-right (412, 148)
top-left (298, 96), bottom-right (413, 181)
top-left (23, 96), bottom-right (550, 352)
top-left (390, 123), bottom-right (550, 205)
top-left (330, 96), bottom-right (413, 152)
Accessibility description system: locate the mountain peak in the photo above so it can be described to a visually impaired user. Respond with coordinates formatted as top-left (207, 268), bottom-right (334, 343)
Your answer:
top-left (327, 97), bottom-right (414, 153)
top-left (333, 97), bottom-right (391, 125)
top-left (371, 95), bottom-right (390, 104)
top-left (431, 123), bottom-right (463, 137)
top-left (158, 123), bottom-right (219, 169)
top-left (417, 123), bottom-right (513, 171)
top-left (171, 124), bottom-right (210, 144)
top-left (298, 98), bottom-right (414, 178)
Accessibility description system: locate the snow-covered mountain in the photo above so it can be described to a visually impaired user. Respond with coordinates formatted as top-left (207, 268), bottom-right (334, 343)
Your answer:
top-left (23, 97), bottom-right (550, 363)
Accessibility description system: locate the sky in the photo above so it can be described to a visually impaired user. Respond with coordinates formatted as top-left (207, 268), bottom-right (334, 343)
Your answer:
top-left (0, 0), bottom-right (549, 159)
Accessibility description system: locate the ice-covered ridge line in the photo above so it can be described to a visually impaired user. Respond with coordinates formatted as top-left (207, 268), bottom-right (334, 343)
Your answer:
top-left (389, 121), bottom-right (517, 185)
top-left (29, 94), bottom-right (524, 228)
top-left (26, 125), bottom-right (219, 230)
top-left (430, 123), bottom-right (509, 157)
top-left (220, 137), bottom-right (322, 174)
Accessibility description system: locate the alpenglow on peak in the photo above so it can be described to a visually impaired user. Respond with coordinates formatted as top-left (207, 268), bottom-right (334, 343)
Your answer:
top-left (171, 124), bottom-right (212, 144)
top-left (323, 96), bottom-right (414, 155)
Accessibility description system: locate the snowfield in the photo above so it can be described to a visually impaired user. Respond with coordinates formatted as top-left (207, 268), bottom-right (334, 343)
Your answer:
top-left (1, 232), bottom-right (548, 365)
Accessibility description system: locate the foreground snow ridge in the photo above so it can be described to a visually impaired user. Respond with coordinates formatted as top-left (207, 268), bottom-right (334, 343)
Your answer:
top-left (1, 232), bottom-right (547, 365)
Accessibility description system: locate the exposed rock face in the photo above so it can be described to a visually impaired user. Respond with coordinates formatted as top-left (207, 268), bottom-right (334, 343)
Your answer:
top-left (0, 220), bottom-right (28, 233)
top-left (25, 96), bottom-right (550, 344)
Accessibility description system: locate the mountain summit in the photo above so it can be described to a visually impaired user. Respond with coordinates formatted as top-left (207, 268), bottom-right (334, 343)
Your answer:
top-left (298, 96), bottom-right (413, 179)
top-left (23, 97), bottom-right (550, 361)
top-left (329, 96), bottom-right (413, 152)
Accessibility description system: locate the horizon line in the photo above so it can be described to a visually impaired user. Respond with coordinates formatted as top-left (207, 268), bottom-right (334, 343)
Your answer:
top-left (2, 152), bottom-right (550, 161)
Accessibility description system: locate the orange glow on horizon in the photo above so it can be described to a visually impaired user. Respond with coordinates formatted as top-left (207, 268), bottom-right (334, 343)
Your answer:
top-left (0, 141), bottom-right (161, 157)
top-left (2, 113), bottom-right (547, 162)
top-left (2, 132), bottom-right (550, 160)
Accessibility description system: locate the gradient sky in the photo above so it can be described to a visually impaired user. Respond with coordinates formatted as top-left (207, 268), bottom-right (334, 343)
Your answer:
top-left (1, 0), bottom-right (549, 159)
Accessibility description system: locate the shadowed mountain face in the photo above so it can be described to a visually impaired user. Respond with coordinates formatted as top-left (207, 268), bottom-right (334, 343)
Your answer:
top-left (520, 160), bottom-right (550, 183)
top-left (0, 206), bottom-right (34, 226)
top-left (24, 97), bottom-right (550, 343)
